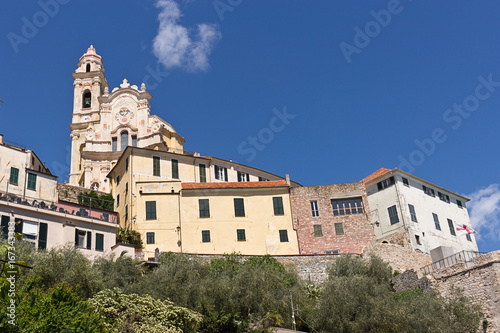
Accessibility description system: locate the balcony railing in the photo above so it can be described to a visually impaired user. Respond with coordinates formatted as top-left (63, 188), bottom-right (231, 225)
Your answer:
top-left (0, 189), bottom-right (117, 224)
top-left (420, 250), bottom-right (486, 275)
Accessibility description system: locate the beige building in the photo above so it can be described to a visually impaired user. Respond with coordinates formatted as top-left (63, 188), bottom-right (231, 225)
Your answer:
top-left (107, 146), bottom-right (300, 257)
top-left (68, 46), bottom-right (184, 192)
top-left (0, 134), bottom-right (131, 257)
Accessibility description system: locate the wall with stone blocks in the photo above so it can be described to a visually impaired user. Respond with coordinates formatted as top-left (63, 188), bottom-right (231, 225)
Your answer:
top-left (362, 243), bottom-right (432, 275)
top-left (57, 183), bottom-right (108, 204)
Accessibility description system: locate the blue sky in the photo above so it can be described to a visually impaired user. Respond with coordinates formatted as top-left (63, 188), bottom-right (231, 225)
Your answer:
top-left (1, 0), bottom-right (500, 252)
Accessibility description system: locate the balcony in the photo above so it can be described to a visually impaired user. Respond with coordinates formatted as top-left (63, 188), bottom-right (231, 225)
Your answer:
top-left (0, 189), bottom-right (117, 224)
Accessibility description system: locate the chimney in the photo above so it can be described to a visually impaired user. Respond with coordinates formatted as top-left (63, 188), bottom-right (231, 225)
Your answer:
top-left (0, 134), bottom-right (3, 144)
top-left (285, 174), bottom-right (291, 185)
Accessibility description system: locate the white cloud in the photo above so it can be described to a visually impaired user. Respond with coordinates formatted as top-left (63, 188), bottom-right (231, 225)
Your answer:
top-left (153, 0), bottom-right (221, 72)
top-left (467, 184), bottom-right (500, 240)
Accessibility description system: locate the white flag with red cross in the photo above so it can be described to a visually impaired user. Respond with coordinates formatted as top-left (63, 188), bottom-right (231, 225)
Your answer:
top-left (454, 223), bottom-right (477, 236)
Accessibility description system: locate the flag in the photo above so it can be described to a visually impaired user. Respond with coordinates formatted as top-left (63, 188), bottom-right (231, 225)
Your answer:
top-left (454, 222), bottom-right (477, 236)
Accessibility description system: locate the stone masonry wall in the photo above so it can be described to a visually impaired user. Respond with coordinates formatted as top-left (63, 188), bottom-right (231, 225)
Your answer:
top-left (57, 183), bottom-right (108, 204)
top-left (290, 182), bottom-right (375, 255)
top-left (363, 243), bottom-right (432, 275)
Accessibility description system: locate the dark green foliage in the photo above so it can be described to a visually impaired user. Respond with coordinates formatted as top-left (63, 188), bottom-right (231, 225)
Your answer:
top-left (0, 276), bottom-right (108, 332)
top-left (77, 191), bottom-right (114, 211)
top-left (117, 228), bottom-right (144, 250)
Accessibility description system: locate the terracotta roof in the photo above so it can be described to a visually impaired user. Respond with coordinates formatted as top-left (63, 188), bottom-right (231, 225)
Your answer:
top-left (361, 168), bottom-right (392, 183)
top-left (182, 180), bottom-right (289, 190)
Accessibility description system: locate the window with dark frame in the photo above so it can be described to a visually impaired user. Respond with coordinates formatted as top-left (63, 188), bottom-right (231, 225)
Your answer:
top-left (433, 213), bottom-right (441, 230)
top-left (146, 232), bottom-right (155, 244)
top-left (125, 205), bottom-right (128, 221)
top-left (415, 235), bottom-right (421, 245)
top-left (377, 176), bottom-right (395, 191)
top-left (258, 177), bottom-right (269, 182)
top-left (171, 159), bottom-right (179, 179)
top-left (131, 135), bottom-right (137, 147)
top-left (120, 131), bottom-right (128, 151)
top-left (82, 91), bottom-right (91, 108)
top-left (125, 182), bottom-right (128, 195)
top-left (116, 194), bottom-right (120, 207)
top-left (331, 197), bottom-right (364, 216)
top-left (96, 233), bottom-right (104, 251)
top-left (116, 175), bottom-right (120, 186)
top-left (438, 192), bottom-right (450, 203)
top-left (334, 223), bottom-right (344, 235)
top-left (146, 201), bottom-right (157, 220)
top-left (153, 156), bottom-right (160, 176)
top-left (311, 201), bottom-right (319, 217)
top-left (313, 224), bottom-right (323, 237)
top-left (215, 165), bottom-right (228, 181)
top-left (466, 233), bottom-right (472, 242)
top-left (402, 177), bottom-right (409, 186)
top-left (112, 137), bottom-right (117, 152)
top-left (199, 199), bottom-right (210, 218)
top-left (9, 167), bottom-right (19, 185)
top-left (125, 157), bottom-right (129, 171)
top-left (388, 205), bottom-right (399, 225)
top-left (202, 230), bottom-right (210, 243)
top-left (237, 229), bottom-right (246, 241)
top-left (279, 230), bottom-right (289, 242)
top-left (408, 204), bottom-right (418, 222)
top-left (457, 200), bottom-right (463, 208)
top-left (199, 164), bottom-right (207, 183)
top-left (234, 198), bottom-right (245, 217)
top-left (423, 185), bottom-right (435, 197)
top-left (237, 171), bottom-right (250, 182)
top-left (447, 219), bottom-right (456, 236)
top-left (273, 197), bottom-right (284, 215)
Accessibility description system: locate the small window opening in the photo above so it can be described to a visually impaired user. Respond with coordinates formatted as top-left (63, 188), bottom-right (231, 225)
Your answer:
top-left (82, 91), bottom-right (91, 108)
top-left (86, 64), bottom-right (91, 72)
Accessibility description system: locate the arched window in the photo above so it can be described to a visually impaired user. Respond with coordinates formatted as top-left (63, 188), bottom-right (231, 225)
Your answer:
top-left (86, 64), bottom-right (91, 72)
top-left (120, 131), bottom-right (129, 151)
top-left (82, 91), bottom-right (91, 108)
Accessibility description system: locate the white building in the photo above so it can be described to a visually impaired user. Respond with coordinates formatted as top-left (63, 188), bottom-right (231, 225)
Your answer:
top-left (363, 168), bottom-right (478, 255)
top-left (0, 134), bottom-right (132, 257)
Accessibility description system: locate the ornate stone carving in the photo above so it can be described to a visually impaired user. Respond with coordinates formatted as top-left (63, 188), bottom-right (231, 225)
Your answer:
top-left (115, 107), bottom-right (134, 125)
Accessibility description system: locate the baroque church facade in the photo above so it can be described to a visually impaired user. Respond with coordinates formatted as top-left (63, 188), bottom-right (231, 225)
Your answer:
top-left (69, 46), bottom-right (184, 192)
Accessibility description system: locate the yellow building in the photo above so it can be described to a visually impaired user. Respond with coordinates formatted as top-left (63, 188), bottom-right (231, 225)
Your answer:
top-left (107, 146), bottom-right (300, 257)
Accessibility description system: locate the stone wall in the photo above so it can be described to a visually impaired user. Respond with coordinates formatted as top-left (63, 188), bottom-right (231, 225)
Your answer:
top-left (290, 182), bottom-right (375, 255)
top-left (363, 243), bottom-right (432, 275)
top-left (57, 183), bottom-right (108, 204)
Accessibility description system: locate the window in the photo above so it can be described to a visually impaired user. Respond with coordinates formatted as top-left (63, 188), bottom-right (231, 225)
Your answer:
top-left (448, 219), bottom-right (456, 236)
top-left (234, 198), bottom-right (245, 217)
top-left (116, 194), bottom-right (120, 207)
top-left (146, 201), bottom-right (157, 220)
top-left (388, 205), bottom-right (399, 225)
top-left (402, 177), bottom-right (409, 186)
top-left (86, 63), bottom-right (91, 72)
top-left (125, 182), bottom-right (129, 195)
top-left (125, 158), bottom-right (129, 172)
top-left (313, 225), bottom-right (323, 237)
top-left (22, 221), bottom-right (38, 246)
top-left (146, 232), bottom-right (155, 244)
top-left (171, 159), bottom-right (179, 179)
top-left (237, 171), bottom-right (249, 182)
top-left (457, 200), bottom-right (463, 208)
top-left (215, 165), bottom-right (228, 181)
top-left (438, 192), bottom-right (450, 203)
top-left (273, 197), bottom-right (284, 215)
top-left (331, 197), bottom-right (364, 216)
top-left (259, 177), bottom-right (269, 182)
top-left (415, 235), bottom-right (421, 245)
top-left (9, 167), bottom-right (19, 185)
top-left (237, 229), bottom-right (246, 241)
top-left (377, 176), bottom-right (395, 191)
top-left (199, 199), bottom-right (210, 218)
top-left (75, 229), bottom-right (86, 248)
top-left (202, 230), bottom-right (210, 243)
top-left (86, 231), bottom-right (92, 250)
top-left (116, 175), bottom-right (120, 186)
top-left (131, 135), bottom-right (137, 147)
top-left (125, 205), bottom-right (128, 221)
top-left (279, 230), bottom-right (289, 242)
top-left (433, 213), bottom-right (441, 230)
top-left (334, 223), bottom-right (344, 235)
top-left (96, 233), bottom-right (104, 251)
top-left (31, 157), bottom-right (35, 166)
top-left (27, 173), bottom-right (37, 190)
top-left (423, 185), bottom-right (435, 197)
top-left (408, 204), bottom-right (418, 222)
top-left (311, 201), bottom-right (319, 217)
top-left (38, 222), bottom-right (47, 250)
top-left (112, 137), bottom-right (117, 152)
top-left (153, 156), bottom-right (160, 176)
top-left (120, 131), bottom-right (128, 151)
top-left (82, 91), bottom-right (91, 108)
top-left (0, 216), bottom-right (9, 239)
top-left (466, 233), bottom-right (472, 242)
top-left (199, 164), bottom-right (207, 182)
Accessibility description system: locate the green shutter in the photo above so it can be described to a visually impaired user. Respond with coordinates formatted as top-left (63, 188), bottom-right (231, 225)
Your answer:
top-left (224, 168), bottom-right (228, 182)
top-left (86, 231), bottom-right (92, 249)
top-left (273, 197), bottom-right (284, 215)
top-left (199, 164), bottom-right (206, 182)
top-left (146, 201), bottom-right (157, 220)
top-left (172, 159), bottom-right (179, 179)
top-left (75, 228), bottom-right (79, 247)
top-left (14, 218), bottom-right (23, 235)
top-left (96, 234), bottom-right (104, 251)
top-left (9, 168), bottom-right (19, 185)
top-left (27, 173), bottom-right (37, 190)
top-left (153, 156), bottom-right (160, 176)
top-left (1, 216), bottom-right (9, 239)
top-left (38, 222), bottom-right (47, 250)
top-left (234, 198), bottom-right (245, 217)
